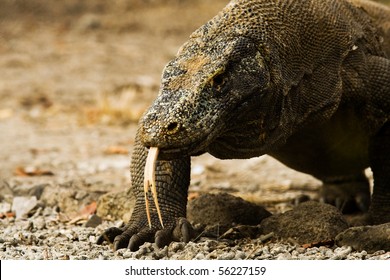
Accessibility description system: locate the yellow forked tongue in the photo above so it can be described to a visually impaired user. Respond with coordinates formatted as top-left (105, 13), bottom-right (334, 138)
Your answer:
top-left (144, 147), bottom-right (164, 229)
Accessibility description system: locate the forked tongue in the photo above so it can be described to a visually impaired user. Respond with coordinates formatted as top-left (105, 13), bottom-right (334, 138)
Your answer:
top-left (143, 147), bottom-right (164, 228)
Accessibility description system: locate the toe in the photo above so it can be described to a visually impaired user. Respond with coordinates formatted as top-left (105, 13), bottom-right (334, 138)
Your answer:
top-left (172, 217), bottom-right (194, 242)
top-left (155, 229), bottom-right (173, 248)
top-left (113, 230), bottom-right (134, 250)
top-left (128, 229), bottom-right (154, 251)
top-left (97, 227), bottom-right (124, 245)
top-left (179, 218), bottom-right (193, 243)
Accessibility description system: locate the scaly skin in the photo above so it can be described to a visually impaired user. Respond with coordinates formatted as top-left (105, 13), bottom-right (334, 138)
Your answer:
top-left (98, 0), bottom-right (390, 251)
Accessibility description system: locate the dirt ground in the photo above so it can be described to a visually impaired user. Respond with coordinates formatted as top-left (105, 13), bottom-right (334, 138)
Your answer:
top-left (0, 0), bottom-right (389, 253)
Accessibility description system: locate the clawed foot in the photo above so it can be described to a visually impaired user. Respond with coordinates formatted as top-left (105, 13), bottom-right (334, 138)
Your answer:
top-left (320, 179), bottom-right (371, 213)
top-left (97, 217), bottom-right (194, 251)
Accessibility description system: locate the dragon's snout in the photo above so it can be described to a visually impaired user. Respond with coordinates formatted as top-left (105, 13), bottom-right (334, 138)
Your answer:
top-left (140, 111), bottom-right (187, 149)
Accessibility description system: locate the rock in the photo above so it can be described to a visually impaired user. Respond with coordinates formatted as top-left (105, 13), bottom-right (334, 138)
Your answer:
top-left (40, 186), bottom-right (79, 215)
top-left (0, 180), bottom-right (13, 200)
top-left (40, 181), bottom-right (103, 217)
top-left (335, 223), bottom-right (390, 253)
top-left (187, 192), bottom-right (271, 235)
top-left (12, 183), bottom-right (48, 198)
top-left (84, 214), bottom-right (102, 228)
top-left (219, 251), bottom-right (235, 260)
top-left (260, 201), bottom-right (349, 244)
top-left (96, 189), bottom-right (135, 221)
top-left (27, 184), bottom-right (48, 200)
top-left (0, 201), bottom-right (12, 214)
top-left (330, 246), bottom-right (353, 260)
top-left (33, 216), bottom-right (46, 230)
top-left (12, 196), bottom-right (38, 219)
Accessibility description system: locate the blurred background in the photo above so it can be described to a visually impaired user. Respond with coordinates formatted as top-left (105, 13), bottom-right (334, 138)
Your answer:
top-left (0, 0), bottom-right (227, 121)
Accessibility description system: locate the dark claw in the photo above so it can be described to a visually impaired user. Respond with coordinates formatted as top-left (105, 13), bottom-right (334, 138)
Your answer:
top-left (155, 229), bottom-right (173, 248)
top-left (114, 233), bottom-right (132, 250)
top-left (128, 229), bottom-right (154, 251)
top-left (180, 218), bottom-right (192, 243)
top-left (128, 234), bottom-right (142, 251)
top-left (96, 227), bottom-right (124, 245)
top-left (170, 217), bottom-right (194, 242)
top-left (355, 193), bottom-right (370, 213)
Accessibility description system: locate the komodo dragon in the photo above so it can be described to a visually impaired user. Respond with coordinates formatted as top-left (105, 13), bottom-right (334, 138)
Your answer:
top-left (98, 0), bottom-right (390, 251)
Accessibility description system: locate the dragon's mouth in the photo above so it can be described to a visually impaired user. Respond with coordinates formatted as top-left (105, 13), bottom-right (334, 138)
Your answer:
top-left (156, 142), bottom-right (204, 160)
top-left (154, 123), bottom-right (226, 160)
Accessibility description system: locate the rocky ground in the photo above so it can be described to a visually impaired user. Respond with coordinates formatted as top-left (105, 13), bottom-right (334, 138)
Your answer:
top-left (1, 0), bottom-right (390, 260)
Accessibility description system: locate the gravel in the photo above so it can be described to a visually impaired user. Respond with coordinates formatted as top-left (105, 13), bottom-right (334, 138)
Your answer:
top-left (1, 207), bottom-right (389, 260)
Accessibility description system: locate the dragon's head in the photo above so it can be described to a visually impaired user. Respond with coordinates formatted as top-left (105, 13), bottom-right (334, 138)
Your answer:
top-left (140, 33), bottom-right (273, 159)
top-left (139, 2), bottom-right (278, 159)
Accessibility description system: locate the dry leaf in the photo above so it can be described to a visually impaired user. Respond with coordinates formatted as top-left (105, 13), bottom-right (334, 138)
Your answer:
top-left (0, 211), bottom-right (15, 219)
top-left (79, 201), bottom-right (97, 217)
top-left (14, 166), bottom-right (54, 177)
top-left (68, 216), bottom-right (87, 225)
top-left (103, 145), bottom-right (129, 155)
top-left (302, 240), bottom-right (334, 249)
top-left (188, 192), bottom-right (200, 201)
top-left (68, 201), bottom-right (97, 225)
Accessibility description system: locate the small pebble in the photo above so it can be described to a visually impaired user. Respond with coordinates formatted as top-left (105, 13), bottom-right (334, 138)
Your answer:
top-left (34, 216), bottom-right (46, 230)
top-left (122, 250), bottom-right (134, 259)
top-left (170, 242), bottom-right (185, 252)
top-left (84, 214), bottom-right (102, 228)
top-left (24, 221), bottom-right (34, 231)
top-left (219, 251), bottom-right (235, 260)
top-left (277, 252), bottom-right (292, 260)
top-left (331, 246), bottom-right (352, 260)
top-left (194, 252), bottom-right (206, 259)
top-left (270, 245), bottom-right (286, 255)
top-left (12, 196), bottom-right (38, 219)
top-left (235, 250), bottom-right (247, 259)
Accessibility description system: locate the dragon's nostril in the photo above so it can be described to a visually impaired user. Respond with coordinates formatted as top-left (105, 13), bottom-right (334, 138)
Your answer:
top-left (166, 122), bottom-right (180, 133)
